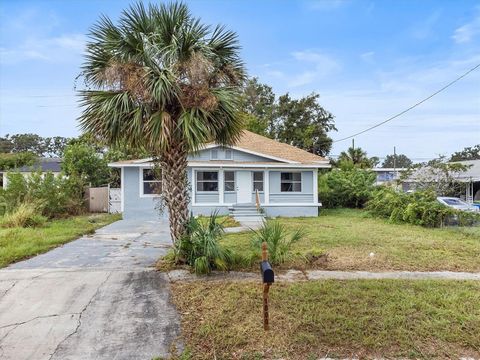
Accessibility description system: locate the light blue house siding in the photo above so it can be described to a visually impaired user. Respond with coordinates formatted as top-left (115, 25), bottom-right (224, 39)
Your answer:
top-left (123, 167), bottom-right (319, 219)
top-left (119, 146), bottom-right (323, 219)
top-left (188, 147), bottom-right (275, 162)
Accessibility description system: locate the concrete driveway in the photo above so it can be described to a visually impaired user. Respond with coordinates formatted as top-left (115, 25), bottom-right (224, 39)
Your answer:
top-left (0, 219), bottom-right (182, 360)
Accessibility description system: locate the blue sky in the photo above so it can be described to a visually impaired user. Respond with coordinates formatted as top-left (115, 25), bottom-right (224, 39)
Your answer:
top-left (0, 0), bottom-right (479, 161)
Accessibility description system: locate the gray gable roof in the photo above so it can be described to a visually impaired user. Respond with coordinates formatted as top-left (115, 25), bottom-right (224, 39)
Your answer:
top-left (17, 158), bottom-right (62, 173)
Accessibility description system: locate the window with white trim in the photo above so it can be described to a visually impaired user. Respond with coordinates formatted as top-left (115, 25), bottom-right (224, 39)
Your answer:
top-left (142, 169), bottom-right (162, 196)
top-left (196, 171), bottom-right (218, 192)
top-left (253, 171), bottom-right (264, 192)
top-left (280, 172), bottom-right (301, 192)
top-left (224, 171), bottom-right (235, 192)
top-left (224, 149), bottom-right (233, 160)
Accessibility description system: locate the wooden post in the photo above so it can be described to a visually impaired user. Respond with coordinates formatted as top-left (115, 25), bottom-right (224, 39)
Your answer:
top-left (262, 242), bottom-right (269, 331)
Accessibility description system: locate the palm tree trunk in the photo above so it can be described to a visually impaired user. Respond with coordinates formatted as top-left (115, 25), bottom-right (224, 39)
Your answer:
top-left (160, 145), bottom-right (190, 245)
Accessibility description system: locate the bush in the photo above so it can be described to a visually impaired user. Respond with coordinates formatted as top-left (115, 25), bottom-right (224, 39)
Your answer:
top-left (1, 203), bottom-right (47, 228)
top-left (366, 188), bottom-right (480, 227)
top-left (250, 220), bottom-right (305, 265)
top-left (177, 212), bottom-right (233, 275)
top-left (319, 167), bottom-right (376, 208)
top-left (1, 171), bottom-right (85, 218)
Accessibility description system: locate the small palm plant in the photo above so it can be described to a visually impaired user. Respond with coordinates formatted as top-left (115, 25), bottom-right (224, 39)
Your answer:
top-left (251, 220), bottom-right (305, 265)
top-left (178, 211), bottom-right (232, 275)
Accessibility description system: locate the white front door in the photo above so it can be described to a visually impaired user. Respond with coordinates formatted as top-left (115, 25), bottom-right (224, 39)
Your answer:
top-left (236, 171), bottom-right (252, 204)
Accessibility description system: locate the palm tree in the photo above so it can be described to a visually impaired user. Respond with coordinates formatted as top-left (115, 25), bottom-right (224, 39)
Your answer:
top-left (78, 2), bottom-right (245, 244)
top-left (337, 146), bottom-right (378, 168)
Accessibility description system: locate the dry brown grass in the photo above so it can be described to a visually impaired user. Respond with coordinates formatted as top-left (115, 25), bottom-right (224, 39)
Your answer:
top-left (171, 279), bottom-right (480, 359)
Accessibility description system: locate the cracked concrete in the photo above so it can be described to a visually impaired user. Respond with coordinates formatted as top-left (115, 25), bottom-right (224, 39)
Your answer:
top-left (0, 219), bottom-right (182, 360)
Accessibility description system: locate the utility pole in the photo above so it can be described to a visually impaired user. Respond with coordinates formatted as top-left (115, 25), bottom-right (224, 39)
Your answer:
top-left (393, 146), bottom-right (397, 171)
top-left (352, 138), bottom-right (355, 151)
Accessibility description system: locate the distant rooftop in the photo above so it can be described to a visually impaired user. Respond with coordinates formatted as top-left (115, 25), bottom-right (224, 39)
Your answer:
top-left (17, 158), bottom-right (62, 173)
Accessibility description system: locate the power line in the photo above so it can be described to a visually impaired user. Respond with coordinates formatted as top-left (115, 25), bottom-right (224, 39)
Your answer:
top-left (333, 62), bottom-right (480, 143)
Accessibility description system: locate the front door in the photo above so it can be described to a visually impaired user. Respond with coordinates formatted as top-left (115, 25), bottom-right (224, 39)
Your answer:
top-left (236, 171), bottom-right (252, 204)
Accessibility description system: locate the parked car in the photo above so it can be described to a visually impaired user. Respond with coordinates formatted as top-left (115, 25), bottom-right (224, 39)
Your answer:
top-left (437, 197), bottom-right (479, 212)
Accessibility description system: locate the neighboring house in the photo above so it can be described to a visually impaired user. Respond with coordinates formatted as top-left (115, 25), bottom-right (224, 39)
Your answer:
top-left (109, 130), bottom-right (330, 220)
top-left (1, 158), bottom-right (62, 189)
top-left (372, 168), bottom-right (407, 185)
top-left (399, 160), bottom-right (480, 202)
top-left (454, 160), bottom-right (480, 202)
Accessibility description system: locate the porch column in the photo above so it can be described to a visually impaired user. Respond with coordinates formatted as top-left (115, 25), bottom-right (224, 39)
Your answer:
top-left (313, 169), bottom-right (318, 204)
top-left (219, 169), bottom-right (224, 205)
top-left (264, 170), bottom-right (270, 205)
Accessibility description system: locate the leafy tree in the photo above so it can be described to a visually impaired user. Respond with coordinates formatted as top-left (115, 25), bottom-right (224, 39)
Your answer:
top-left (275, 93), bottom-right (336, 156)
top-left (79, 3), bottom-right (245, 244)
top-left (62, 143), bottom-right (110, 187)
top-left (44, 136), bottom-right (71, 157)
top-left (382, 154), bottom-right (412, 168)
top-left (239, 78), bottom-right (275, 137)
top-left (0, 137), bottom-right (14, 153)
top-left (450, 144), bottom-right (480, 161)
top-left (9, 134), bottom-right (46, 156)
top-left (335, 146), bottom-right (378, 168)
top-left (239, 78), bottom-right (336, 155)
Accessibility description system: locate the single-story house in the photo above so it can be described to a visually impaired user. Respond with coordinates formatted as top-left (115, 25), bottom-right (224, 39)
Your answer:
top-left (1, 157), bottom-right (62, 189)
top-left (109, 130), bottom-right (331, 220)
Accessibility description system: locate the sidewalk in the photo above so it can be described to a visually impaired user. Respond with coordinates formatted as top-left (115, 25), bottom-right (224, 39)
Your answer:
top-left (166, 268), bottom-right (480, 282)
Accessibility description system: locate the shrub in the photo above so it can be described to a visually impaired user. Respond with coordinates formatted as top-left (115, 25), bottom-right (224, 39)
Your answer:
top-left (366, 188), bottom-right (480, 227)
top-left (1, 203), bottom-right (47, 228)
top-left (1, 171), bottom-right (85, 218)
top-left (177, 212), bottom-right (233, 275)
top-left (319, 167), bottom-right (376, 208)
top-left (250, 220), bottom-right (305, 265)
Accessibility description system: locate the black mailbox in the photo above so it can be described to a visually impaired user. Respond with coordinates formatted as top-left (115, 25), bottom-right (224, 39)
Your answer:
top-left (260, 260), bottom-right (274, 284)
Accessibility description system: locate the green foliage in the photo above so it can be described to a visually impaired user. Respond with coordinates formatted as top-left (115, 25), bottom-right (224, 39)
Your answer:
top-left (0, 171), bottom-right (85, 218)
top-left (62, 143), bottom-right (110, 186)
top-left (0, 152), bottom-right (36, 171)
top-left (366, 187), bottom-right (480, 227)
top-left (381, 153), bottom-right (412, 168)
top-left (240, 78), bottom-right (336, 156)
top-left (177, 212), bottom-right (233, 275)
top-left (334, 146), bottom-right (378, 168)
top-left (0, 134), bottom-right (71, 157)
top-left (319, 167), bottom-right (377, 208)
top-left (1, 203), bottom-right (47, 228)
top-left (79, 2), bottom-right (246, 155)
top-left (450, 144), bottom-right (480, 161)
top-left (250, 220), bottom-right (305, 265)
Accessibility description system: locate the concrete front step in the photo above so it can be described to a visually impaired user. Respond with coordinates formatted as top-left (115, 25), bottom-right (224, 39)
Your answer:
top-left (233, 216), bottom-right (265, 223)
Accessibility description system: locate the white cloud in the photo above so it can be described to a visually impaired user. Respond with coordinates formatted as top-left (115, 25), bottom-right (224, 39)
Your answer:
top-left (360, 51), bottom-right (375, 63)
top-left (288, 50), bottom-right (341, 87)
top-left (0, 33), bottom-right (86, 64)
top-left (452, 9), bottom-right (480, 43)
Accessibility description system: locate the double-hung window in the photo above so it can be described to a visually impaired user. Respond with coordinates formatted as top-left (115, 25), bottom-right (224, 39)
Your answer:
top-left (142, 169), bottom-right (162, 196)
top-left (196, 171), bottom-right (218, 192)
top-left (224, 171), bottom-right (235, 192)
top-left (253, 171), bottom-right (264, 192)
top-left (280, 172), bottom-right (301, 192)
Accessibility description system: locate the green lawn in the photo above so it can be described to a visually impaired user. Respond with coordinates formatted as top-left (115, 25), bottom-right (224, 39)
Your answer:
top-left (197, 215), bottom-right (240, 228)
top-left (172, 279), bottom-right (480, 359)
top-left (0, 213), bottom-right (121, 267)
top-left (221, 209), bottom-right (480, 272)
